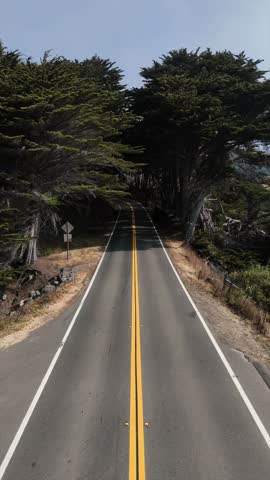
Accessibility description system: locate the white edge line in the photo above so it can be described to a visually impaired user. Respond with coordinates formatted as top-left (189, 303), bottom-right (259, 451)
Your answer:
top-left (0, 209), bottom-right (121, 479)
top-left (139, 202), bottom-right (270, 450)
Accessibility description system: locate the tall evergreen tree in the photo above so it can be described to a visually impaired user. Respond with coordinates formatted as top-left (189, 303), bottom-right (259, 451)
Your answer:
top-left (131, 49), bottom-right (270, 240)
top-left (0, 47), bottom-right (135, 264)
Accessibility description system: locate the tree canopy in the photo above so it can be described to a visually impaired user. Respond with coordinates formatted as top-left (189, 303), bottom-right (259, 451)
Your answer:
top-left (130, 48), bottom-right (270, 240)
top-left (0, 44), bottom-right (135, 264)
top-left (1, 43), bottom-right (270, 269)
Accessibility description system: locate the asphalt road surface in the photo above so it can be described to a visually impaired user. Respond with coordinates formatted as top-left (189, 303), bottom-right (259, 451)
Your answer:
top-left (0, 204), bottom-right (270, 479)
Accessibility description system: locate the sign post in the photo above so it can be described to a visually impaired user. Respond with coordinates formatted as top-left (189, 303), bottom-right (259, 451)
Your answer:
top-left (61, 222), bottom-right (74, 260)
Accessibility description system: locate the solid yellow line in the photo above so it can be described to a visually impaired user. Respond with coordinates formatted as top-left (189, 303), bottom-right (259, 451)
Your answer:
top-left (129, 207), bottom-right (146, 480)
top-left (129, 221), bottom-right (137, 479)
top-left (135, 242), bottom-right (146, 480)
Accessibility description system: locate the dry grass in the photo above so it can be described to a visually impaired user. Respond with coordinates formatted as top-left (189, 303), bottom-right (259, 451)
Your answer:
top-left (164, 236), bottom-right (270, 369)
top-left (224, 287), bottom-right (269, 335)
top-left (34, 244), bottom-right (104, 280)
top-left (177, 240), bottom-right (225, 291)
top-left (0, 241), bottom-right (104, 348)
top-left (165, 238), bottom-right (269, 336)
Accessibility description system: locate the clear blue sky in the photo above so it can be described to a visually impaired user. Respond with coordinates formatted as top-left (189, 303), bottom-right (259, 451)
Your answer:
top-left (1, 0), bottom-right (269, 86)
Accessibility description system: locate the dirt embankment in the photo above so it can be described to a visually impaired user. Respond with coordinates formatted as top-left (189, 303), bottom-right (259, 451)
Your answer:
top-left (0, 242), bottom-right (105, 350)
top-left (164, 238), bottom-right (270, 371)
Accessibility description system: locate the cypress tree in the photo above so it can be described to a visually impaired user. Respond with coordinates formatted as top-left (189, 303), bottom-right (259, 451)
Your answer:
top-left (0, 47), bottom-right (135, 264)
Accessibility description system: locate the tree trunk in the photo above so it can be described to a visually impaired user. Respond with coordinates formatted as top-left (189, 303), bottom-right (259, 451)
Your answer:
top-left (17, 214), bottom-right (40, 265)
top-left (184, 193), bottom-right (205, 242)
top-left (200, 202), bottom-right (215, 234)
top-left (175, 156), bottom-right (182, 218)
top-left (26, 214), bottom-right (40, 264)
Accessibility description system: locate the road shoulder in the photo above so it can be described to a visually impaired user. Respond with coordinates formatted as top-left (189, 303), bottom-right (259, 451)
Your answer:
top-left (163, 237), bottom-right (270, 434)
top-left (0, 241), bottom-right (105, 351)
top-left (164, 238), bottom-right (270, 373)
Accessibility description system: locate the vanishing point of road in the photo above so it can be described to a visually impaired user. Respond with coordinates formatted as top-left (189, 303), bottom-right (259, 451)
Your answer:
top-left (0, 204), bottom-right (270, 479)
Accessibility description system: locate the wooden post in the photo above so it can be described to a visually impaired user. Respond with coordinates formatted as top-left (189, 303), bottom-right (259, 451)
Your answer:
top-left (67, 223), bottom-right (69, 261)
top-left (62, 221), bottom-right (73, 261)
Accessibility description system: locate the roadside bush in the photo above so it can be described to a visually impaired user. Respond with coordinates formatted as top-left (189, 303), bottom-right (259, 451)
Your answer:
top-left (231, 265), bottom-right (270, 312)
top-left (192, 233), bottom-right (257, 272)
top-left (0, 267), bottom-right (25, 288)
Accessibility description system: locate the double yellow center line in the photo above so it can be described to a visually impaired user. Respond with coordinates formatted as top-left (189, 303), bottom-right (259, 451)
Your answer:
top-left (129, 207), bottom-right (146, 480)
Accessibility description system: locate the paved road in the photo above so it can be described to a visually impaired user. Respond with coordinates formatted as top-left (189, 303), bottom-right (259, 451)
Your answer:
top-left (1, 204), bottom-right (270, 479)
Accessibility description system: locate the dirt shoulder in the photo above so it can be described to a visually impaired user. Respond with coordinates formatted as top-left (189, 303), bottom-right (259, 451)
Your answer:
top-left (0, 242), bottom-right (105, 350)
top-left (2, 228), bottom-right (269, 375)
top-left (164, 238), bottom-right (270, 372)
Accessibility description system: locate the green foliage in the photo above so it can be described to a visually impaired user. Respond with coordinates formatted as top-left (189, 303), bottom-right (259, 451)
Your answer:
top-left (231, 265), bottom-right (270, 311)
top-left (130, 48), bottom-right (270, 239)
top-left (193, 232), bottom-right (258, 271)
top-left (0, 208), bottom-right (22, 254)
top-left (0, 43), bottom-right (137, 264)
top-left (0, 266), bottom-right (26, 287)
top-left (213, 180), bottom-right (270, 231)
